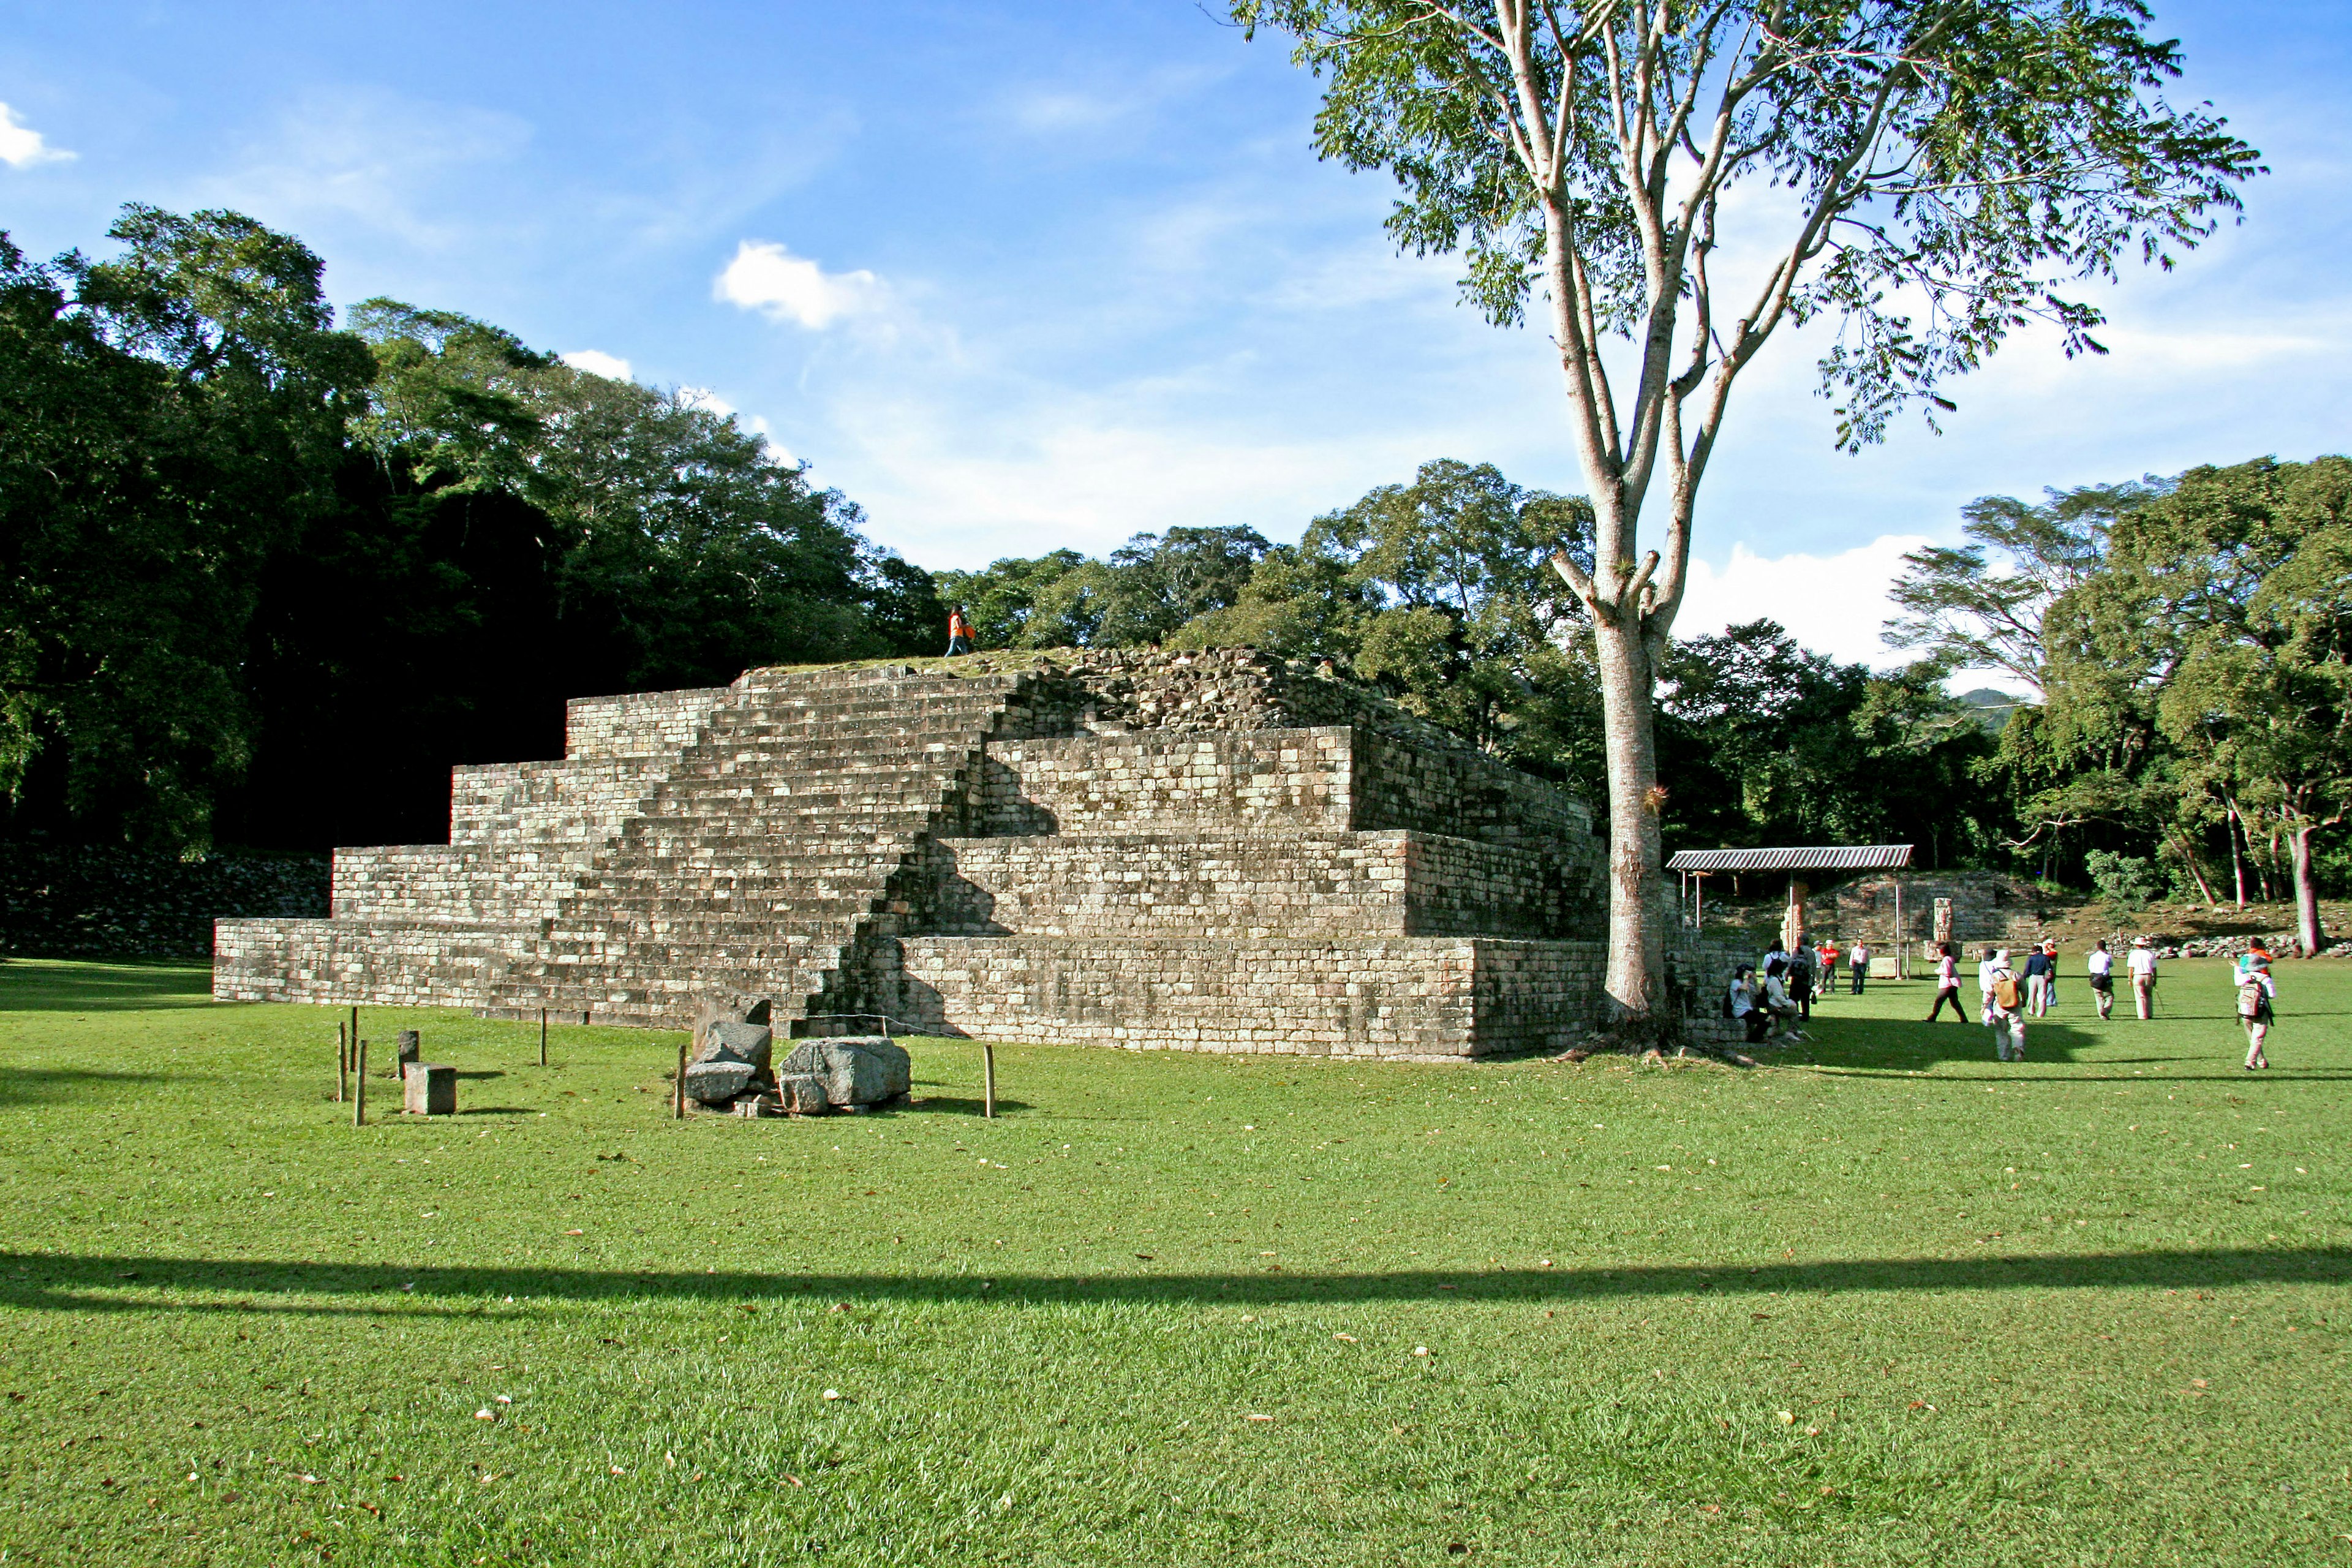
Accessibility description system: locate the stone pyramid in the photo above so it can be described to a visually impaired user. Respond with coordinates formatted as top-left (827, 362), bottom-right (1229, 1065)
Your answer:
top-left (215, 649), bottom-right (1721, 1058)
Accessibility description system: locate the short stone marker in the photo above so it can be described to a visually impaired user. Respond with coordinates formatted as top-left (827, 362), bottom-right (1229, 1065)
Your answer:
top-left (396, 1030), bottom-right (422, 1075)
top-left (404, 1063), bottom-right (456, 1116)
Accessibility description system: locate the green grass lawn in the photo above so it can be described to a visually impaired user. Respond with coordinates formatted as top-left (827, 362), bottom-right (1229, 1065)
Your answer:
top-left (1, 957), bottom-right (2347, 1566)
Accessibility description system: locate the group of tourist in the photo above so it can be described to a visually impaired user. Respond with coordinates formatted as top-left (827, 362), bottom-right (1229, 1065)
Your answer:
top-left (1927, 934), bottom-right (2280, 1068)
top-left (1724, 935), bottom-right (1875, 1046)
top-left (1730, 930), bottom-right (2283, 1068)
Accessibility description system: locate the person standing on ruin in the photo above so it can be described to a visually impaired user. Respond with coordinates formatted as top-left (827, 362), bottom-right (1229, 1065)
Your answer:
top-left (2087, 939), bottom-right (2116, 1020)
top-left (945, 605), bottom-right (975, 656)
top-left (2127, 936), bottom-right (2160, 1019)
top-left (1926, 941), bottom-right (1965, 1021)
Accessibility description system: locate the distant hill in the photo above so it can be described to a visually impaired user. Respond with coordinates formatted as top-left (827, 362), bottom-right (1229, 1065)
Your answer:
top-left (1956, 688), bottom-right (2031, 733)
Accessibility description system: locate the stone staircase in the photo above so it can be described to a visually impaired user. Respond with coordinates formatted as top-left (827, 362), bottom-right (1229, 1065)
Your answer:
top-left (216, 664), bottom-right (1046, 1028)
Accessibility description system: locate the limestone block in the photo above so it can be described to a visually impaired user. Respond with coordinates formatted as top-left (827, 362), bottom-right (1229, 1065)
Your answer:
top-left (403, 1063), bottom-right (455, 1115)
top-left (685, 1060), bottom-right (760, 1104)
top-left (779, 1037), bottom-right (910, 1106)
top-left (396, 1030), bottom-right (422, 1071)
top-left (694, 1019), bottom-right (773, 1070)
top-left (778, 1074), bottom-right (830, 1115)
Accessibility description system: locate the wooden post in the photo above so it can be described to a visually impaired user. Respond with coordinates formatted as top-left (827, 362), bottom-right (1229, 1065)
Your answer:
top-left (336, 1024), bottom-right (348, 1104)
top-left (674, 1039), bottom-right (688, 1120)
top-left (349, 1006), bottom-right (359, 1068)
top-left (1895, 883), bottom-right (1907, 979)
top-left (353, 1041), bottom-right (366, 1126)
top-left (539, 1008), bottom-right (549, 1068)
top-left (982, 1042), bottom-right (997, 1120)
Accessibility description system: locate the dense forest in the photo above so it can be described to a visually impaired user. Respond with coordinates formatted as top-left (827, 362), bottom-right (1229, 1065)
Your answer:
top-left (2, 206), bottom-right (2344, 925)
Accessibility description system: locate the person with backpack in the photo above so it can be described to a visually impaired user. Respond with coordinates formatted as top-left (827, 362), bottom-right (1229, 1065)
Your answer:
top-left (2236, 945), bottom-right (2277, 1069)
top-left (2086, 939), bottom-right (2116, 1020)
top-left (1789, 943), bottom-right (1815, 1020)
top-left (1979, 947), bottom-right (2026, 1060)
top-left (1926, 941), bottom-right (1965, 1020)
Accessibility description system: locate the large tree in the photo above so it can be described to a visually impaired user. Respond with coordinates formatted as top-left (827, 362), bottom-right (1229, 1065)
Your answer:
top-left (1232, 0), bottom-right (2258, 1030)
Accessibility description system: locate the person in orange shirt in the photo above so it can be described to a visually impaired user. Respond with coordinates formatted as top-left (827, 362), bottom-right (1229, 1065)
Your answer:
top-left (946, 605), bottom-right (974, 656)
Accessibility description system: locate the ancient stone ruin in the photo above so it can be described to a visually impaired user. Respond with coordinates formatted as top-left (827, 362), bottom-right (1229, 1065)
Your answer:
top-left (215, 649), bottom-right (1732, 1058)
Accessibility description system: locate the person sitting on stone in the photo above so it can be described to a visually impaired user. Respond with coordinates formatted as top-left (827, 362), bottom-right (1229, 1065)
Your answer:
top-left (1729, 964), bottom-right (1768, 1045)
top-left (1761, 958), bottom-right (1804, 1043)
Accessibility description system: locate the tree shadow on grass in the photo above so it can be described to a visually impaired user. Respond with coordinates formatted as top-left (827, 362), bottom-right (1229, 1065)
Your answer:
top-left (0, 1066), bottom-right (168, 1106)
top-left (0, 960), bottom-right (211, 1013)
top-left (2, 1246), bottom-right (2344, 1319)
top-left (1786, 1014), bottom-right (2346, 1077)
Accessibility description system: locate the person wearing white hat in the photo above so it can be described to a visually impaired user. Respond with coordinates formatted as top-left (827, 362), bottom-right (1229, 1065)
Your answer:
top-left (2127, 936), bottom-right (2159, 1019)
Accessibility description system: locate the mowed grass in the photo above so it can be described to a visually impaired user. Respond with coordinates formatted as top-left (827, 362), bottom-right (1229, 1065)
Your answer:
top-left (1, 959), bottom-right (2348, 1566)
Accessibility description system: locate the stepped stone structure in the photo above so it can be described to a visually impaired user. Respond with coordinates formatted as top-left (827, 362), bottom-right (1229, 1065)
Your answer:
top-left (215, 649), bottom-right (1732, 1059)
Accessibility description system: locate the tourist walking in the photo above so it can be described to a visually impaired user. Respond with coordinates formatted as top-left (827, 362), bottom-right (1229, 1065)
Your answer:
top-left (2236, 946), bottom-right (2277, 1069)
top-left (1978, 948), bottom-right (2026, 1060)
top-left (1849, 940), bottom-right (1870, 995)
top-left (2087, 939), bottom-right (2116, 1020)
top-left (2023, 943), bottom-right (2053, 1017)
top-left (945, 605), bottom-right (974, 656)
top-left (1815, 940), bottom-right (1839, 1003)
top-left (2041, 940), bottom-right (2062, 1012)
top-left (2127, 936), bottom-right (2159, 1019)
top-left (1926, 941), bottom-right (1966, 1020)
top-left (1789, 944), bottom-right (1815, 1020)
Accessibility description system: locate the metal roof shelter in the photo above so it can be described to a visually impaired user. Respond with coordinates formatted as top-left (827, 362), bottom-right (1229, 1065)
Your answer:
top-left (1668, 845), bottom-right (1917, 970)
top-left (1667, 845), bottom-right (1912, 873)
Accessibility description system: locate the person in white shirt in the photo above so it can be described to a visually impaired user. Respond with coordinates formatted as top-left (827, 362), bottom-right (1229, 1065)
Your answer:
top-left (1849, 940), bottom-right (1871, 995)
top-left (1761, 959), bottom-right (1803, 1042)
top-left (1926, 942), bottom-right (1964, 1020)
top-left (2126, 937), bottom-right (2159, 1019)
top-left (2086, 940), bottom-right (2116, 1019)
top-left (1978, 947), bottom-right (2026, 1060)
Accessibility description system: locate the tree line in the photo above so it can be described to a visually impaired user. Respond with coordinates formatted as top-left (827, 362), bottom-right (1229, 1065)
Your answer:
top-left (1, 206), bottom-right (942, 853)
top-left (1889, 456), bottom-right (2350, 952)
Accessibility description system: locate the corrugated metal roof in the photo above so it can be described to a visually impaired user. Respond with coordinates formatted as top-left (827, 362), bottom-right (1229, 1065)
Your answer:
top-left (1666, 845), bottom-right (1913, 873)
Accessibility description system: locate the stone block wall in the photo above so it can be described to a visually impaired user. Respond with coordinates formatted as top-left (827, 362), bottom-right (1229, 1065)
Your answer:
top-left (1823, 871), bottom-right (2046, 946)
top-left (449, 759), bottom-right (674, 845)
top-left (331, 845), bottom-right (584, 925)
top-left (565, 686), bottom-right (733, 760)
top-left (886, 935), bottom-right (1605, 1059)
top-left (974, 729), bottom-right (1354, 835)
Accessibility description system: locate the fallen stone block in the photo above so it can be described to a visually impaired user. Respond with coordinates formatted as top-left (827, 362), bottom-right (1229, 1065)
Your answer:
top-left (695, 1019), bottom-right (773, 1071)
top-left (779, 1036), bottom-right (911, 1107)
top-left (684, 1059), bottom-right (761, 1104)
top-left (404, 1063), bottom-right (455, 1116)
top-left (777, 1074), bottom-right (829, 1116)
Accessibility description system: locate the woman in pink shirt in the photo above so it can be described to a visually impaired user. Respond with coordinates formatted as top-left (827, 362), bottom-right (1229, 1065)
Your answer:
top-left (1926, 941), bottom-right (1965, 1020)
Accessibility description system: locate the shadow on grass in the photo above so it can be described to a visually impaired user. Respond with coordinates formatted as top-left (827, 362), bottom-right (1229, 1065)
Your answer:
top-left (1790, 1014), bottom-right (2345, 1076)
top-left (904, 1095), bottom-right (1034, 1116)
top-left (4, 1246), bottom-right (2346, 1317)
top-left (0, 1066), bottom-right (168, 1106)
top-left (0, 959), bottom-right (211, 1012)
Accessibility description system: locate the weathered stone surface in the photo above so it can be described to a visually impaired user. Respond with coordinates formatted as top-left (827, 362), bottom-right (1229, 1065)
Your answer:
top-left (731, 1094), bottom-right (778, 1118)
top-left (684, 1060), bottom-right (760, 1104)
top-left (403, 1062), bottom-right (455, 1115)
top-left (777, 1073), bottom-right (829, 1115)
top-left (396, 1030), bottom-right (421, 1070)
top-left (780, 1037), bottom-right (910, 1106)
top-left (694, 1019), bottom-right (772, 1070)
top-left (213, 650), bottom-right (1661, 1057)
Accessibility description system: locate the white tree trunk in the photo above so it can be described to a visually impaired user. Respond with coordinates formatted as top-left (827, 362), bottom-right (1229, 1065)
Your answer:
top-left (2290, 821), bottom-right (2326, 957)
top-left (1594, 614), bottom-right (1665, 1022)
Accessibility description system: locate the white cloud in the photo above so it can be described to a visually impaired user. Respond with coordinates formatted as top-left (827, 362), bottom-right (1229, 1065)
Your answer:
top-left (714, 239), bottom-right (884, 330)
top-left (1675, 534), bottom-right (1936, 671)
top-left (560, 349), bottom-right (633, 380)
top-left (0, 103), bottom-right (73, 168)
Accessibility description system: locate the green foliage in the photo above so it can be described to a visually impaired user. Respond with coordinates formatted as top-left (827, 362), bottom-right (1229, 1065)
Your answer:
top-left (0, 209), bottom-right (950, 854)
top-left (2082, 848), bottom-right (2160, 916)
top-left (1234, 0), bottom-right (2262, 448)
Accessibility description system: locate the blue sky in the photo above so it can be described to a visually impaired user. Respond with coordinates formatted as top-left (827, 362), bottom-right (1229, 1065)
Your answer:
top-left (5, 1), bottom-right (2347, 676)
